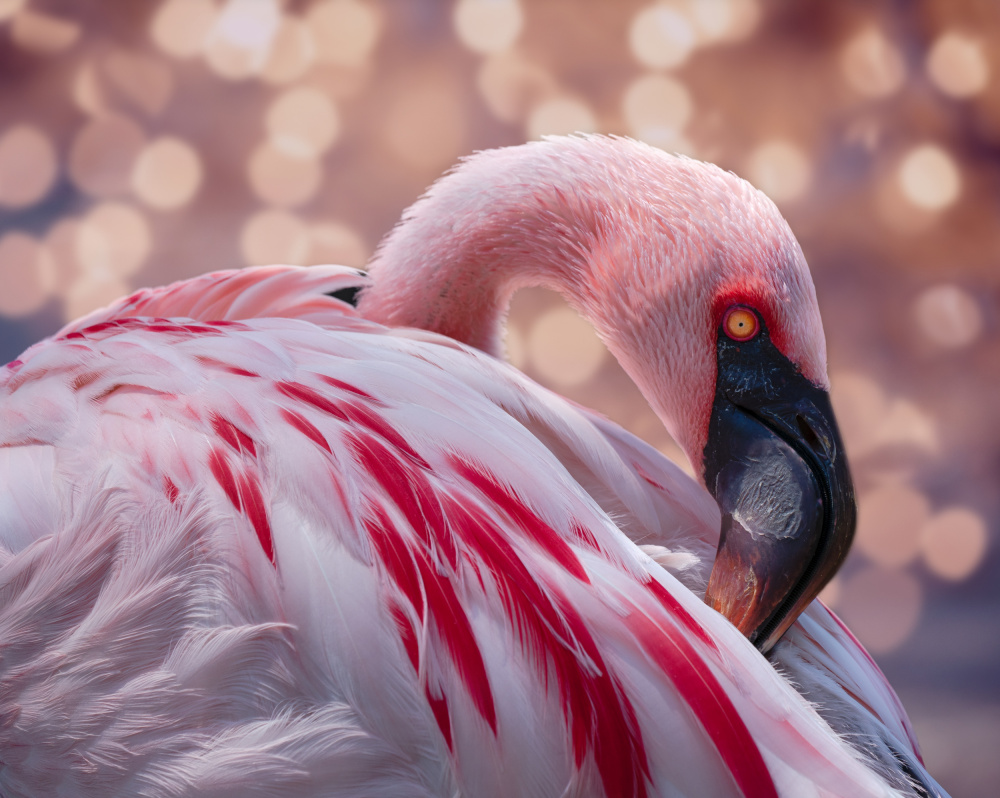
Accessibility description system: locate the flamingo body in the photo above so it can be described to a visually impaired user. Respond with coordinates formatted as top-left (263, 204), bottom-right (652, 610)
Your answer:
top-left (0, 266), bottom-right (940, 796)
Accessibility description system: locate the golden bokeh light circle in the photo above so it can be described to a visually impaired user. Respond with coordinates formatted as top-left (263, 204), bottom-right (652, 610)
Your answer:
top-left (453, 0), bottom-right (523, 55)
top-left (526, 97), bottom-right (596, 140)
top-left (921, 508), bottom-right (988, 581)
top-left (914, 284), bottom-right (983, 349)
top-left (840, 26), bottom-right (906, 98)
top-left (150, 0), bottom-right (217, 59)
top-left (837, 566), bottom-right (923, 654)
top-left (0, 0), bottom-right (26, 24)
top-left (266, 87), bottom-right (340, 159)
top-left (476, 52), bottom-right (556, 124)
top-left (307, 222), bottom-right (367, 268)
top-left (623, 74), bottom-right (693, 150)
top-left (0, 232), bottom-right (54, 317)
top-left (0, 124), bottom-right (57, 208)
top-left (856, 483), bottom-right (927, 568)
top-left (75, 202), bottom-right (152, 278)
top-left (306, 0), bottom-right (380, 67)
top-left (131, 137), bottom-right (203, 210)
top-left (898, 144), bottom-right (961, 211)
top-left (629, 5), bottom-right (696, 70)
top-left (262, 16), bottom-right (316, 84)
top-left (747, 140), bottom-right (812, 203)
top-left (927, 32), bottom-right (990, 98)
top-left (241, 209), bottom-right (310, 266)
top-left (528, 305), bottom-right (606, 387)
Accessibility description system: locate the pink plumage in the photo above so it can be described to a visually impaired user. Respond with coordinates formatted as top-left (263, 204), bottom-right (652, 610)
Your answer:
top-left (0, 137), bottom-right (944, 797)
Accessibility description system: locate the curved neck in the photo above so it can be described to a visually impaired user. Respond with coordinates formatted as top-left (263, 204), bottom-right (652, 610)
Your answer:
top-left (361, 144), bottom-right (613, 358)
top-left (358, 137), bottom-right (817, 471)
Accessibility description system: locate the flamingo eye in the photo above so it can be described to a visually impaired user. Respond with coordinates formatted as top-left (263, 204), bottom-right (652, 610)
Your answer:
top-left (723, 306), bottom-right (759, 341)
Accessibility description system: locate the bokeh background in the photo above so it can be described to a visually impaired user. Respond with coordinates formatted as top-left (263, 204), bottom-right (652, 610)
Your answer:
top-left (0, 1), bottom-right (997, 793)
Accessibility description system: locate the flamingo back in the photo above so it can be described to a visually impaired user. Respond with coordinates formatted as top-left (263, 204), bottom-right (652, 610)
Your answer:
top-left (0, 266), bottom-right (932, 797)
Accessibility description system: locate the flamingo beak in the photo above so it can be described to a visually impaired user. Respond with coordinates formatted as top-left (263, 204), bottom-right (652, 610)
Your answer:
top-left (702, 327), bottom-right (856, 654)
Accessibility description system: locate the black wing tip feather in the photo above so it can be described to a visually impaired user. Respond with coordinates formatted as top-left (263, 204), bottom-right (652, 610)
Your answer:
top-left (327, 286), bottom-right (363, 307)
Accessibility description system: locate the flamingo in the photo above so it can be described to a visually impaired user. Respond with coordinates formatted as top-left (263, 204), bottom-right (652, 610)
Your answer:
top-left (0, 136), bottom-right (945, 797)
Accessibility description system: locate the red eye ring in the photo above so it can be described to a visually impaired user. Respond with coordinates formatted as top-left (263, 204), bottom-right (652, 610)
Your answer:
top-left (723, 306), bottom-right (759, 341)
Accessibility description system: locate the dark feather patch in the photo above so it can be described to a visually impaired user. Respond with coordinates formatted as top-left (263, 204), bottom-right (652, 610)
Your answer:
top-left (328, 286), bottom-right (362, 307)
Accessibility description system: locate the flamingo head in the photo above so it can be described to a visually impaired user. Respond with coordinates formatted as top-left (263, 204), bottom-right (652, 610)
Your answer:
top-left (557, 138), bottom-right (858, 654)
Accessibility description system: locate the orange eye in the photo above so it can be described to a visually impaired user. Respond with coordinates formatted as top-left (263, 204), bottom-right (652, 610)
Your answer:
top-left (723, 306), bottom-right (759, 341)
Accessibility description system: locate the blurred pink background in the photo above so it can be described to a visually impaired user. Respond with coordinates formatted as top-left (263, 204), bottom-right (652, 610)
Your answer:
top-left (1, 2), bottom-right (997, 794)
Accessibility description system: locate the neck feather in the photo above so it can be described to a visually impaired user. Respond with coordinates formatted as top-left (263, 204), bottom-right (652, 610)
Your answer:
top-left (361, 140), bottom-right (615, 357)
